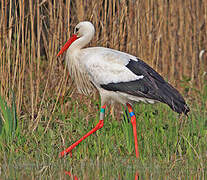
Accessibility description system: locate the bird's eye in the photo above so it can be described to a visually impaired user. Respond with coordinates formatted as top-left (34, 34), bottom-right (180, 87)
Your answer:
top-left (75, 27), bottom-right (79, 33)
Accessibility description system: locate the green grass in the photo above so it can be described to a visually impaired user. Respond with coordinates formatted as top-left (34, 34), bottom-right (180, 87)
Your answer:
top-left (0, 93), bottom-right (206, 179)
top-left (0, 92), bottom-right (19, 150)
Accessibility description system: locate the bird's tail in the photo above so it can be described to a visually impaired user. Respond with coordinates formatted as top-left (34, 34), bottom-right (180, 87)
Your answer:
top-left (158, 82), bottom-right (190, 115)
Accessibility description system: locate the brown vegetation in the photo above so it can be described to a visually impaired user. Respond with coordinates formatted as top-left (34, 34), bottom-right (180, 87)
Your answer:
top-left (0, 0), bottom-right (206, 125)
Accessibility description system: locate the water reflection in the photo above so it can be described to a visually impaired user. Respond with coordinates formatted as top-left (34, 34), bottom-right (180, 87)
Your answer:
top-left (1, 156), bottom-right (201, 179)
top-left (63, 158), bottom-right (141, 179)
top-left (135, 171), bottom-right (139, 180)
top-left (65, 171), bottom-right (78, 179)
top-left (65, 170), bottom-right (140, 180)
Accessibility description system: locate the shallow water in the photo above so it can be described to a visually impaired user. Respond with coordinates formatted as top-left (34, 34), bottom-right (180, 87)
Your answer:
top-left (1, 156), bottom-right (204, 179)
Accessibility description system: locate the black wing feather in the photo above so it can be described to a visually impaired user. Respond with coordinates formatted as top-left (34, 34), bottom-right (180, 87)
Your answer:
top-left (101, 59), bottom-right (190, 115)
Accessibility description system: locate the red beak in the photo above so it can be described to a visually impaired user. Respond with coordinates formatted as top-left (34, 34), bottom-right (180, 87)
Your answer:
top-left (57, 34), bottom-right (78, 57)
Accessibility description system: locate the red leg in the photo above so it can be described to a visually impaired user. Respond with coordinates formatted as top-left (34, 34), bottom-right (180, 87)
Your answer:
top-left (126, 103), bottom-right (139, 158)
top-left (60, 105), bottom-right (106, 158)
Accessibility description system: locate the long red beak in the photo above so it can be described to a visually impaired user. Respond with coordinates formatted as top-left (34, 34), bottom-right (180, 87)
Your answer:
top-left (57, 34), bottom-right (78, 57)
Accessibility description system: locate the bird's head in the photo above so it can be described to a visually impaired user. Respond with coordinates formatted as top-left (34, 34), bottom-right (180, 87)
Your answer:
top-left (74, 21), bottom-right (95, 38)
top-left (57, 21), bottom-right (95, 57)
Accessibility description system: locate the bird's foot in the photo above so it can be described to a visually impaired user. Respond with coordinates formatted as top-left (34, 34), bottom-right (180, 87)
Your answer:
top-left (59, 146), bottom-right (73, 158)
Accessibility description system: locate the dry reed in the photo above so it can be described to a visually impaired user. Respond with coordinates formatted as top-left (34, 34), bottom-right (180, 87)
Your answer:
top-left (0, 0), bottom-right (206, 127)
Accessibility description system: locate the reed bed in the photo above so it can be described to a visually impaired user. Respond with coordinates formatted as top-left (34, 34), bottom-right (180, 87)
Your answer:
top-left (0, 0), bottom-right (206, 127)
top-left (0, 1), bottom-right (207, 178)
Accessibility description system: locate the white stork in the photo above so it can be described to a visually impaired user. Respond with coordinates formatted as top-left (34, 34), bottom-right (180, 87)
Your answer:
top-left (57, 21), bottom-right (190, 158)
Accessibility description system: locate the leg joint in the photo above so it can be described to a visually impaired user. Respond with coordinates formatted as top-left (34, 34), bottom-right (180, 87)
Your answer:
top-left (131, 115), bottom-right (136, 125)
top-left (96, 120), bottom-right (104, 129)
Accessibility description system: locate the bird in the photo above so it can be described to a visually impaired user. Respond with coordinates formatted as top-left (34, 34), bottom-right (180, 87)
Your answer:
top-left (57, 21), bottom-right (190, 158)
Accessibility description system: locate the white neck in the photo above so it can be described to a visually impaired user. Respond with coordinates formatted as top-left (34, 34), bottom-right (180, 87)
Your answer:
top-left (68, 32), bottom-right (94, 52)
